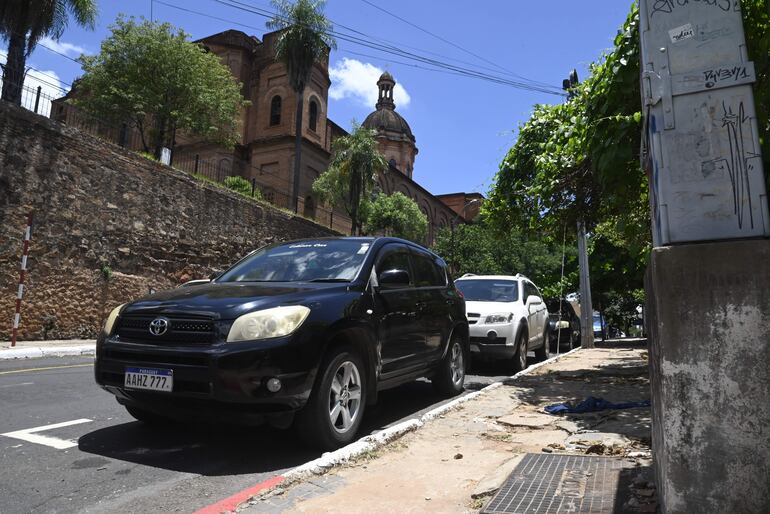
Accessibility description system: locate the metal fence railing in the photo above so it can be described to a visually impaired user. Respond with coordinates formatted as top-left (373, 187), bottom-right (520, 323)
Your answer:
top-left (3, 79), bottom-right (355, 234)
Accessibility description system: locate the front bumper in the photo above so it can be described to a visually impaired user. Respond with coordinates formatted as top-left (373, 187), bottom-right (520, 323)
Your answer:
top-left (468, 322), bottom-right (516, 359)
top-left (94, 333), bottom-right (320, 421)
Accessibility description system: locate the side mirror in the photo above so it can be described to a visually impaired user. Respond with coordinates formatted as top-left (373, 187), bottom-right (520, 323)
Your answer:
top-left (526, 295), bottom-right (542, 306)
top-left (209, 270), bottom-right (223, 280)
top-left (378, 269), bottom-right (410, 288)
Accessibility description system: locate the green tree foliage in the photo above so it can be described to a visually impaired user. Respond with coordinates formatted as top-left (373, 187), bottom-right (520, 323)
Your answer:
top-left (75, 16), bottom-right (247, 159)
top-left (484, 4), bottom-right (646, 328)
top-left (224, 176), bottom-right (262, 200)
top-left (364, 192), bottom-right (428, 242)
top-left (313, 123), bottom-right (387, 235)
top-left (484, 5), bottom-right (645, 247)
top-left (432, 219), bottom-right (570, 296)
top-left (267, 0), bottom-right (335, 212)
top-left (0, 0), bottom-right (97, 104)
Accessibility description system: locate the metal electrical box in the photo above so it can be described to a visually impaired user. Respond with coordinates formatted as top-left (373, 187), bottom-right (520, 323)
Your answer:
top-left (640, 0), bottom-right (769, 246)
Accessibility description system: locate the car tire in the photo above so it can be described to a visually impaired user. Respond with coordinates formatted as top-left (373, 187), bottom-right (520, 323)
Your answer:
top-left (125, 405), bottom-right (170, 425)
top-left (295, 348), bottom-right (367, 451)
top-left (513, 329), bottom-right (528, 372)
top-left (534, 325), bottom-right (550, 361)
top-left (432, 334), bottom-right (466, 396)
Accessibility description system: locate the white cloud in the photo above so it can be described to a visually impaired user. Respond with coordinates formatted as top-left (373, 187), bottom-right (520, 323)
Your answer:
top-left (39, 36), bottom-right (87, 57)
top-left (329, 58), bottom-right (411, 109)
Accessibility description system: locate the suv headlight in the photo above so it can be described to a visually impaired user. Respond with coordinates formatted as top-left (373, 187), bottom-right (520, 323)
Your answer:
top-left (103, 304), bottom-right (125, 336)
top-left (485, 313), bottom-right (513, 324)
top-left (227, 306), bottom-right (310, 342)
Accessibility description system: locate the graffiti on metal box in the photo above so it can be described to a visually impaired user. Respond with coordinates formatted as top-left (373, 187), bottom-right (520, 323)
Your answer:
top-left (701, 101), bottom-right (760, 229)
top-left (651, 0), bottom-right (737, 16)
top-left (703, 66), bottom-right (750, 88)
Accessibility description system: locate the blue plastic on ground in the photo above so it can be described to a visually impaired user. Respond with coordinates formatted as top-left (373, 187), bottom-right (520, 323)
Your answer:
top-left (544, 396), bottom-right (651, 414)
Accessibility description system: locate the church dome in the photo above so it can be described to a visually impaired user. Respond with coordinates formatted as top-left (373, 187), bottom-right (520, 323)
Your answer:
top-left (362, 108), bottom-right (414, 141)
top-left (362, 72), bottom-right (415, 142)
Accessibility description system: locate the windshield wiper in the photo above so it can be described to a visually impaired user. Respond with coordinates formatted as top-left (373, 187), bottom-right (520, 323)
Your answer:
top-left (307, 278), bottom-right (351, 283)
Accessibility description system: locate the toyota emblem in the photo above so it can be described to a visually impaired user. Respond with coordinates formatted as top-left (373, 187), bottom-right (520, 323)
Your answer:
top-left (149, 317), bottom-right (170, 336)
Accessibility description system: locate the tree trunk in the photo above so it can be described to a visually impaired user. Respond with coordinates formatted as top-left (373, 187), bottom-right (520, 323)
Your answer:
top-left (152, 115), bottom-right (167, 160)
top-left (1, 32), bottom-right (28, 106)
top-left (349, 170), bottom-right (361, 236)
top-left (291, 88), bottom-right (305, 213)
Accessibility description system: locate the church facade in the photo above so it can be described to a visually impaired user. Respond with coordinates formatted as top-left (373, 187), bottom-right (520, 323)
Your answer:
top-left (187, 29), bottom-right (483, 243)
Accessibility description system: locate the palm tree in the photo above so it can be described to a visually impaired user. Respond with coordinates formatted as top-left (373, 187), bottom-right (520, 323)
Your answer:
top-left (0, 0), bottom-right (97, 105)
top-left (267, 0), bottom-right (335, 213)
top-left (313, 124), bottom-right (387, 235)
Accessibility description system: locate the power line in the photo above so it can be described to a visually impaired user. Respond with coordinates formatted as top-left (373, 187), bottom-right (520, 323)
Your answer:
top-left (209, 0), bottom-right (564, 95)
top-left (37, 42), bottom-right (82, 64)
top-left (358, 0), bottom-right (556, 90)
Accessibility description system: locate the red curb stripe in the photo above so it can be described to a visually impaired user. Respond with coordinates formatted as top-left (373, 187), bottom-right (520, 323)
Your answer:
top-left (193, 475), bottom-right (285, 514)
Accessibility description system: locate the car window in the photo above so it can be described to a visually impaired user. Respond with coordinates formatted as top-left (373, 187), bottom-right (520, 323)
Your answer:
top-left (524, 282), bottom-right (539, 300)
top-left (218, 240), bottom-right (372, 283)
top-left (410, 250), bottom-right (445, 287)
top-left (454, 279), bottom-right (519, 302)
top-left (376, 245), bottom-right (413, 284)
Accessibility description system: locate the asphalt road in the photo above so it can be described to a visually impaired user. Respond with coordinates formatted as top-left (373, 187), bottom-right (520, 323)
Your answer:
top-left (0, 355), bottom-right (526, 514)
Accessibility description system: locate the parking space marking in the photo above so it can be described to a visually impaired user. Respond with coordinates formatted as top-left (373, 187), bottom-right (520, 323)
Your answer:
top-left (0, 363), bottom-right (93, 375)
top-left (1, 418), bottom-right (93, 449)
top-left (0, 382), bottom-right (34, 388)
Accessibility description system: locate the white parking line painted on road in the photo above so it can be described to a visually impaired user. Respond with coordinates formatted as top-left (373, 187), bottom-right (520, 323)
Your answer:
top-left (1, 418), bottom-right (93, 450)
top-left (0, 382), bottom-right (34, 388)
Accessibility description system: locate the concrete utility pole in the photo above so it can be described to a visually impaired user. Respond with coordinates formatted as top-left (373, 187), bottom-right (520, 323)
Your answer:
top-left (640, 1), bottom-right (770, 513)
top-left (563, 70), bottom-right (595, 349)
top-left (576, 221), bottom-right (594, 348)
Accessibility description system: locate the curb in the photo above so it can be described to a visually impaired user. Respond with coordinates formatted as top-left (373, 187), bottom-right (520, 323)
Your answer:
top-left (0, 345), bottom-right (96, 360)
top-left (224, 346), bottom-right (584, 512)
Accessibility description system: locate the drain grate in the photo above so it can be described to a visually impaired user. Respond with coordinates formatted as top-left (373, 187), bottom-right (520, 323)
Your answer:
top-left (481, 453), bottom-right (634, 514)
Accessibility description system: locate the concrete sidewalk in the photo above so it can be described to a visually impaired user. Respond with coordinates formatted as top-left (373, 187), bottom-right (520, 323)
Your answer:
top-left (0, 339), bottom-right (95, 359)
top-left (242, 346), bottom-right (656, 513)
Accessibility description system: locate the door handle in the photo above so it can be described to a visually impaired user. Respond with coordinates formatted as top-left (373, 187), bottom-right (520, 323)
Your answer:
top-left (415, 301), bottom-right (427, 309)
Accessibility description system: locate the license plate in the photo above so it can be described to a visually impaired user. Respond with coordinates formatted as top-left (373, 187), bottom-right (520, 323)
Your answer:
top-left (470, 344), bottom-right (480, 353)
top-left (124, 367), bottom-right (173, 392)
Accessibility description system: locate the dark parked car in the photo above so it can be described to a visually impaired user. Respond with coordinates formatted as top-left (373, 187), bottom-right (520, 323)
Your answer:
top-left (546, 298), bottom-right (581, 351)
top-left (95, 237), bottom-right (468, 449)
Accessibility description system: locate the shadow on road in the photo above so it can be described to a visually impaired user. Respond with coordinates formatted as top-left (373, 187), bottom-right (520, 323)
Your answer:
top-left (78, 422), bottom-right (318, 476)
top-left (77, 351), bottom-right (553, 476)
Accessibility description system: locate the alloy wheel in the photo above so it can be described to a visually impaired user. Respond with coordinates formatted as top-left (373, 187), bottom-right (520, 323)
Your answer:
top-left (328, 361), bottom-right (362, 434)
top-left (518, 336), bottom-right (527, 369)
top-left (449, 342), bottom-right (464, 386)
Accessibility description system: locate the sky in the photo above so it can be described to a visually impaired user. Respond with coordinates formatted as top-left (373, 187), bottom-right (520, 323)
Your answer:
top-left (3, 0), bottom-right (633, 197)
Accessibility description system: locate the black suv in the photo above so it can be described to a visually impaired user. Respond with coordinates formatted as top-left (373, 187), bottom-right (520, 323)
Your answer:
top-left (95, 237), bottom-right (468, 449)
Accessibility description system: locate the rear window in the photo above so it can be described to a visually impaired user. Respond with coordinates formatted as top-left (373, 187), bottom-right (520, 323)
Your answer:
top-left (455, 280), bottom-right (519, 302)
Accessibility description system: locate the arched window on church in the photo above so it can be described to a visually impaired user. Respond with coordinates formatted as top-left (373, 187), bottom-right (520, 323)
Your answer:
top-left (270, 95), bottom-right (282, 126)
top-left (308, 100), bottom-right (318, 132)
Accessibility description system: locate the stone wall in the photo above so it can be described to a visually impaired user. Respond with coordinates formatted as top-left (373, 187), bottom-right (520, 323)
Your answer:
top-left (646, 240), bottom-right (770, 513)
top-left (0, 102), bottom-right (337, 341)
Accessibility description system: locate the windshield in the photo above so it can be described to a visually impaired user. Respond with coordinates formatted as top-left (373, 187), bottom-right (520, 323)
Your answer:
top-left (217, 240), bottom-right (372, 283)
top-left (455, 279), bottom-right (519, 302)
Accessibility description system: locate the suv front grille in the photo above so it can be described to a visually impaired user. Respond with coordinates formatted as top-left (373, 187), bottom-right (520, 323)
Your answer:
top-left (115, 315), bottom-right (215, 346)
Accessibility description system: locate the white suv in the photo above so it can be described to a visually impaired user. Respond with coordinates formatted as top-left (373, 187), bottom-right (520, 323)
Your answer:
top-left (453, 274), bottom-right (550, 371)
